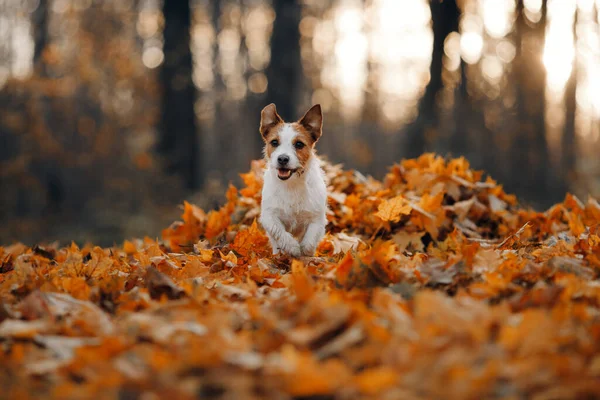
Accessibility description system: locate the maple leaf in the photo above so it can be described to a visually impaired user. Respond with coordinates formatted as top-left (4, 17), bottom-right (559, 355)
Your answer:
top-left (327, 232), bottom-right (364, 255)
top-left (239, 172), bottom-right (259, 198)
top-left (231, 220), bottom-right (269, 258)
top-left (162, 201), bottom-right (207, 251)
top-left (375, 196), bottom-right (412, 222)
top-left (392, 231), bottom-right (425, 252)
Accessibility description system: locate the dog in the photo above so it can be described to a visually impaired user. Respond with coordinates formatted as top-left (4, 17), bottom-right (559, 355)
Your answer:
top-left (258, 103), bottom-right (327, 257)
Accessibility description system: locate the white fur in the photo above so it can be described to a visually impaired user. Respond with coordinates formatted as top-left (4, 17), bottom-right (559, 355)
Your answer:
top-left (259, 124), bottom-right (327, 257)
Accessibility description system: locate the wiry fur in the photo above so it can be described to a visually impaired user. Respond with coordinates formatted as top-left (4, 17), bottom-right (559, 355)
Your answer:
top-left (259, 104), bottom-right (327, 257)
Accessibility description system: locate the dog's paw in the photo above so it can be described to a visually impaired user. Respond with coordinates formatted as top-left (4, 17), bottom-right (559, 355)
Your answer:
top-left (300, 244), bottom-right (316, 257)
top-left (287, 242), bottom-right (302, 258)
top-left (274, 239), bottom-right (302, 257)
top-left (282, 240), bottom-right (302, 257)
top-left (300, 238), bottom-right (321, 257)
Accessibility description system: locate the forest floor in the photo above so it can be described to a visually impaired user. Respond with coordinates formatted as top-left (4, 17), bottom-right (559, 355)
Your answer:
top-left (2, 154), bottom-right (600, 399)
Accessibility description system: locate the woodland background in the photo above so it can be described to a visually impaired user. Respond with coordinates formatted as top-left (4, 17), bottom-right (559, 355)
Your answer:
top-left (1, 0), bottom-right (599, 246)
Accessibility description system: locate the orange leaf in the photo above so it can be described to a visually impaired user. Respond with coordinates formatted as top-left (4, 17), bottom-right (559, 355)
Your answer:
top-left (291, 260), bottom-right (313, 302)
top-left (123, 240), bottom-right (137, 255)
top-left (418, 191), bottom-right (445, 213)
top-left (239, 171), bottom-right (262, 198)
top-left (231, 220), bottom-right (269, 257)
top-left (354, 367), bottom-right (398, 394)
top-left (567, 212), bottom-right (586, 237)
top-left (334, 251), bottom-right (355, 285)
top-left (198, 249), bottom-right (214, 262)
top-left (205, 208), bottom-right (230, 240)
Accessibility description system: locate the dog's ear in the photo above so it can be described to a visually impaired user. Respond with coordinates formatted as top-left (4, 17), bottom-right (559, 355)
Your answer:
top-left (260, 103), bottom-right (283, 138)
top-left (298, 104), bottom-right (322, 143)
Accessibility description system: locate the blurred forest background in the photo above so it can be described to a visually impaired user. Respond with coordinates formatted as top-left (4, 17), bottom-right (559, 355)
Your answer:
top-left (1, 0), bottom-right (599, 246)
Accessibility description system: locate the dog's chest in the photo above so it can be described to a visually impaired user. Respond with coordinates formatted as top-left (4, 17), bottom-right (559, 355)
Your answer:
top-left (264, 182), bottom-right (321, 231)
top-left (275, 195), bottom-right (314, 237)
top-left (271, 188), bottom-right (316, 219)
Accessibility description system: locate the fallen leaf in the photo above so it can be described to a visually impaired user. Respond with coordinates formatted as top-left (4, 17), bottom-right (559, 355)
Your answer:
top-left (145, 267), bottom-right (186, 300)
top-left (375, 196), bottom-right (412, 222)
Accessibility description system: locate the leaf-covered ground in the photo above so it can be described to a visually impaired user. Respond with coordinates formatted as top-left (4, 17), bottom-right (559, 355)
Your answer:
top-left (3, 154), bottom-right (600, 399)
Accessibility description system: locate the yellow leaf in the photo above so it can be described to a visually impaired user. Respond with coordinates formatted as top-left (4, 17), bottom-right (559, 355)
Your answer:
top-left (375, 196), bottom-right (412, 222)
top-left (199, 249), bottom-right (214, 262)
top-left (219, 250), bottom-right (238, 265)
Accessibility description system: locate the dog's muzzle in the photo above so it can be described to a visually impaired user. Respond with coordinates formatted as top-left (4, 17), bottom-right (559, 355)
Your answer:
top-left (277, 168), bottom-right (298, 180)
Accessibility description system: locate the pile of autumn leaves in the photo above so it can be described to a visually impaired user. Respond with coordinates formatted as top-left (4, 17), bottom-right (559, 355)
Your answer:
top-left (3, 154), bottom-right (600, 399)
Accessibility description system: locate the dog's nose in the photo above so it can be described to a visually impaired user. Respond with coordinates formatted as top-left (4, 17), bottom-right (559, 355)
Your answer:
top-left (277, 155), bottom-right (290, 166)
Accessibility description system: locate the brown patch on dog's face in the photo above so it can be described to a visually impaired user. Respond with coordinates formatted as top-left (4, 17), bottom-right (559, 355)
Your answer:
top-left (263, 126), bottom-right (282, 159)
top-left (260, 103), bottom-right (284, 159)
top-left (289, 122), bottom-right (315, 168)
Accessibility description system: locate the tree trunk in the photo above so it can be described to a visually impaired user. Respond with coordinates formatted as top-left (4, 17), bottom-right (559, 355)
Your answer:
top-left (407, 0), bottom-right (459, 157)
top-left (513, 0), bottom-right (551, 206)
top-left (423, 0), bottom-right (459, 119)
top-left (32, 0), bottom-right (50, 74)
top-left (159, 0), bottom-right (198, 189)
top-left (562, 11), bottom-right (577, 191)
top-left (266, 0), bottom-right (301, 121)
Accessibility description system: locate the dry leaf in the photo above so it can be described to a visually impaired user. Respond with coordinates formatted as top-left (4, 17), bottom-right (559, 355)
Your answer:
top-left (375, 196), bottom-right (412, 222)
top-left (2, 153), bottom-right (600, 399)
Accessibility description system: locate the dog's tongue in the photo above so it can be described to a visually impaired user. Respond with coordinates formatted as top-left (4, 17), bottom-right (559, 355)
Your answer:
top-left (277, 169), bottom-right (292, 179)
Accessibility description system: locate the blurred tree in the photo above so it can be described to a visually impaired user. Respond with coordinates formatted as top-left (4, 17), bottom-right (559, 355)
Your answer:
top-left (423, 0), bottom-right (460, 122)
top-left (266, 0), bottom-right (301, 120)
top-left (211, 0), bottom-right (225, 94)
top-left (32, 0), bottom-right (49, 73)
top-left (0, 2), bottom-right (181, 245)
top-left (31, 0), bottom-right (57, 209)
top-left (512, 0), bottom-right (554, 205)
top-left (159, 0), bottom-right (198, 189)
top-left (563, 11), bottom-right (578, 186)
top-left (407, 0), bottom-right (460, 157)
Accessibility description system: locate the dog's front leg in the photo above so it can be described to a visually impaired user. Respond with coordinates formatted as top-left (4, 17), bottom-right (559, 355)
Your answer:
top-left (260, 212), bottom-right (302, 257)
top-left (300, 220), bottom-right (326, 256)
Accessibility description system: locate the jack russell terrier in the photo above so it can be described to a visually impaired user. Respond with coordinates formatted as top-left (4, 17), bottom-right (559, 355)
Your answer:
top-left (258, 103), bottom-right (327, 257)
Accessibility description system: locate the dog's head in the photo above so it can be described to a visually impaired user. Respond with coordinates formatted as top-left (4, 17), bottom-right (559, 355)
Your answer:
top-left (259, 103), bottom-right (323, 181)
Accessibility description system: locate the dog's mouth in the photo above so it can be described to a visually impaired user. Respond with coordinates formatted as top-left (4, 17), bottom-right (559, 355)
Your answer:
top-left (277, 168), bottom-right (297, 181)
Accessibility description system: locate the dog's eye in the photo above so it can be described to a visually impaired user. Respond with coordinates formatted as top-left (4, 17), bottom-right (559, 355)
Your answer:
top-left (294, 141), bottom-right (305, 150)
top-left (270, 139), bottom-right (279, 147)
